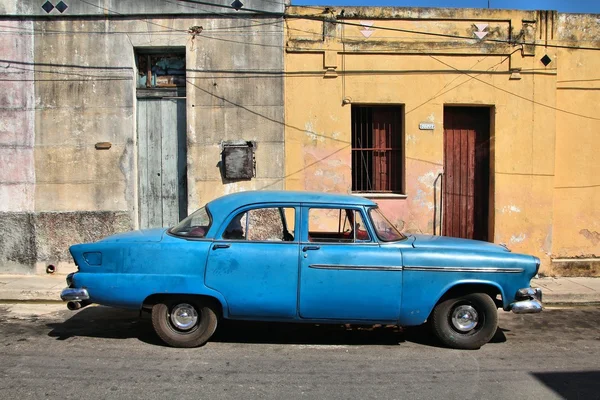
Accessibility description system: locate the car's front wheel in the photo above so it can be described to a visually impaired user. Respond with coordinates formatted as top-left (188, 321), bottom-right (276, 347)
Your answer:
top-left (151, 298), bottom-right (218, 348)
top-left (430, 292), bottom-right (498, 350)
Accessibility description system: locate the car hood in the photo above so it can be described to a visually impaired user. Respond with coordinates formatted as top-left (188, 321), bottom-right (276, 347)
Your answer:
top-left (410, 234), bottom-right (510, 253)
top-left (98, 228), bottom-right (167, 243)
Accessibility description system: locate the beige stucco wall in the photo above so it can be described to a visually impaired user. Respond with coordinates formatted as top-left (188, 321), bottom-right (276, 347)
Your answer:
top-left (32, 16), bottom-right (285, 217)
top-left (284, 7), bottom-right (599, 275)
top-left (0, 0), bottom-right (286, 273)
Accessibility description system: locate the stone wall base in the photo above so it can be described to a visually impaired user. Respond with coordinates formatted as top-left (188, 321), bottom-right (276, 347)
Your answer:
top-left (0, 211), bottom-right (132, 274)
top-left (549, 259), bottom-right (600, 277)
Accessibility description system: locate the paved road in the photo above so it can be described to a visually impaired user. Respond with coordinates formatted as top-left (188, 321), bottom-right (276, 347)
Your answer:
top-left (0, 304), bottom-right (599, 400)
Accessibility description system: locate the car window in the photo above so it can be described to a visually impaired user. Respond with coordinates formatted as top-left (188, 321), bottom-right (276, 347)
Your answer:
top-left (369, 207), bottom-right (406, 242)
top-left (308, 208), bottom-right (370, 243)
top-left (223, 207), bottom-right (296, 242)
top-left (169, 206), bottom-right (211, 238)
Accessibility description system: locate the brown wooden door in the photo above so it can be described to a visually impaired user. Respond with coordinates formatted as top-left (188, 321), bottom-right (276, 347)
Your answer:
top-left (443, 107), bottom-right (490, 241)
top-left (372, 108), bottom-right (393, 192)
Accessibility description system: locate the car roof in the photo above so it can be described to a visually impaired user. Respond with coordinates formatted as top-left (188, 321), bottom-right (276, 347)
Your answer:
top-left (206, 190), bottom-right (376, 215)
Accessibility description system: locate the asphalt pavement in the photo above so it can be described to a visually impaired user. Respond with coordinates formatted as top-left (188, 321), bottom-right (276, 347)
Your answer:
top-left (0, 303), bottom-right (599, 399)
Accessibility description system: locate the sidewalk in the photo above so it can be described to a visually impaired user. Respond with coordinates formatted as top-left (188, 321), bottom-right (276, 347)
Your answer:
top-left (532, 277), bottom-right (600, 305)
top-left (0, 274), bottom-right (599, 305)
top-left (0, 274), bottom-right (67, 302)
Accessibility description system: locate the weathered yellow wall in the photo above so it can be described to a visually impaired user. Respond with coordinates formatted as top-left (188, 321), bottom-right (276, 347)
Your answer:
top-left (551, 14), bottom-right (600, 275)
top-left (284, 7), bottom-right (599, 275)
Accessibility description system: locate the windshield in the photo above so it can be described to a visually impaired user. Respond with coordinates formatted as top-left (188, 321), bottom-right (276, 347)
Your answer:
top-left (170, 206), bottom-right (211, 238)
top-left (369, 207), bottom-right (406, 242)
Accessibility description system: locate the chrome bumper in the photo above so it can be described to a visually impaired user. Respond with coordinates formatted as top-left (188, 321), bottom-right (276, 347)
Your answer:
top-left (60, 287), bottom-right (90, 302)
top-left (511, 287), bottom-right (543, 314)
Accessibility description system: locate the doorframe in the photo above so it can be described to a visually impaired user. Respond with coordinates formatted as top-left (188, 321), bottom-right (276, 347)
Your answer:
top-left (134, 47), bottom-right (187, 229)
top-left (442, 104), bottom-right (495, 242)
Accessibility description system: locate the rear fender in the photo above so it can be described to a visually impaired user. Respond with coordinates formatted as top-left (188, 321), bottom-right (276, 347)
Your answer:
top-left (73, 272), bottom-right (230, 317)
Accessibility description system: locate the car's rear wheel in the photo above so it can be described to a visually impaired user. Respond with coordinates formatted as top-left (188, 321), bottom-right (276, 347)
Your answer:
top-left (431, 292), bottom-right (498, 350)
top-left (151, 298), bottom-right (218, 348)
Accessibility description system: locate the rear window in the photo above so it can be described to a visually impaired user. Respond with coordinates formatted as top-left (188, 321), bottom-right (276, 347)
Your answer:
top-left (170, 207), bottom-right (211, 238)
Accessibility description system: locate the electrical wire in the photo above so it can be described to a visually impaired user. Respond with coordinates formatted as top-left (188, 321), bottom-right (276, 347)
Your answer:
top-left (2, 0), bottom-right (598, 52)
top-left (177, 0), bottom-right (600, 51)
top-left (1, 0), bottom-right (598, 120)
top-left (426, 54), bottom-right (600, 121)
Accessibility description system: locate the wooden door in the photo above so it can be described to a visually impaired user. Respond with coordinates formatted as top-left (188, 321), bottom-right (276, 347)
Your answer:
top-left (443, 107), bottom-right (490, 241)
top-left (137, 98), bottom-right (187, 229)
top-left (372, 108), bottom-right (393, 192)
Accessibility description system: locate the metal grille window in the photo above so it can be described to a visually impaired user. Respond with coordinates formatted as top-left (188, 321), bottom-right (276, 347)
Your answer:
top-left (351, 106), bottom-right (404, 193)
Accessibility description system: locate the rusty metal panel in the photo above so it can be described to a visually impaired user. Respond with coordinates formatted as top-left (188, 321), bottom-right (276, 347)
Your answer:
top-left (222, 142), bottom-right (255, 180)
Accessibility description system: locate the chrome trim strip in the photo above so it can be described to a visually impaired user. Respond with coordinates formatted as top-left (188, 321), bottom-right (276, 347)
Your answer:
top-left (403, 266), bottom-right (524, 273)
top-left (300, 242), bottom-right (379, 246)
top-left (309, 264), bottom-right (403, 271)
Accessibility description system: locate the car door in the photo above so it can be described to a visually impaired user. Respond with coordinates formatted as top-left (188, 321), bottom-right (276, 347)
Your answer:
top-left (298, 205), bottom-right (403, 322)
top-left (205, 205), bottom-right (300, 319)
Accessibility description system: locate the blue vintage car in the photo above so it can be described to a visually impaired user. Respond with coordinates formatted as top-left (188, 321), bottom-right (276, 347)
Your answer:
top-left (61, 191), bottom-right (542, 349)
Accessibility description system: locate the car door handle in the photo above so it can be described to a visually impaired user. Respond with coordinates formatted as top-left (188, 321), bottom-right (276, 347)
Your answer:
top-left (213, 243), bottom-right (231, 250)
top-left (302, 245), bottom-right (320, 251)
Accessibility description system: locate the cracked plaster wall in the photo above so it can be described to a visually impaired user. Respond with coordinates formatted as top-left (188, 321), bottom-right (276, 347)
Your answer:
top-left (284, 7), bottom-right (600, 276)
top-left (0, 0), bottom-right (286, 273)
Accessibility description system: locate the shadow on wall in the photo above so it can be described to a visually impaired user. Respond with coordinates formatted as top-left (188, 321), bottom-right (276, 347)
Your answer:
top-left (531, 371), bottom-right (600, 399)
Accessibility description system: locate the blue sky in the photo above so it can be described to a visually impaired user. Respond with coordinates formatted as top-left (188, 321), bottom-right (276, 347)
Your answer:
top-left (290, 0), bottom-right (600, 13)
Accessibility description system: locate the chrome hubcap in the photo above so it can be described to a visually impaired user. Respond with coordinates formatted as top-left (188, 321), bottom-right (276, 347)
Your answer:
top-left (451, 305), bottom-right (479, 332)
top-left (170, 303), bottom-right (198, 331)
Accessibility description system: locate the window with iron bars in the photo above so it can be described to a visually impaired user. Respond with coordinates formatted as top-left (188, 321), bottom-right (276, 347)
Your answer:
top-left (351, 105), bottom-right (404, 193)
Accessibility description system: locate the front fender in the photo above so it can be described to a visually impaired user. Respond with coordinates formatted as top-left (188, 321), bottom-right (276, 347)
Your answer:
top-left (399, 273), bottom-right (514, 326)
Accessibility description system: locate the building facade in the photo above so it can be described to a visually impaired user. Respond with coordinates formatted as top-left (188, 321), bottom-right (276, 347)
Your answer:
top-left (284, 7), bottom-right (600, 276)
top-left (1, 2), bottom-right (598, 276)
top-left (0, 0), bottom-right (286, 273)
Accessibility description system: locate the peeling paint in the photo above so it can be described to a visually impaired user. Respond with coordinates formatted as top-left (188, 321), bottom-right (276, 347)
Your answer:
top-left (510, 233), bottom-right (526, 244)
top-left (543, 226), bottom-right (553, 255)
top-left (414, 188), bottom-right (425, 202)
top-left (417, 171), bottom-right (436, 188)
top-left (304, 122), bottom-right (325, 143)
top-left (412, 189), bottom-right (434, 211)
top-left (579, 229), bottom-right (600, 245)
top-left (501, 205), bottom-right (521, 214)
